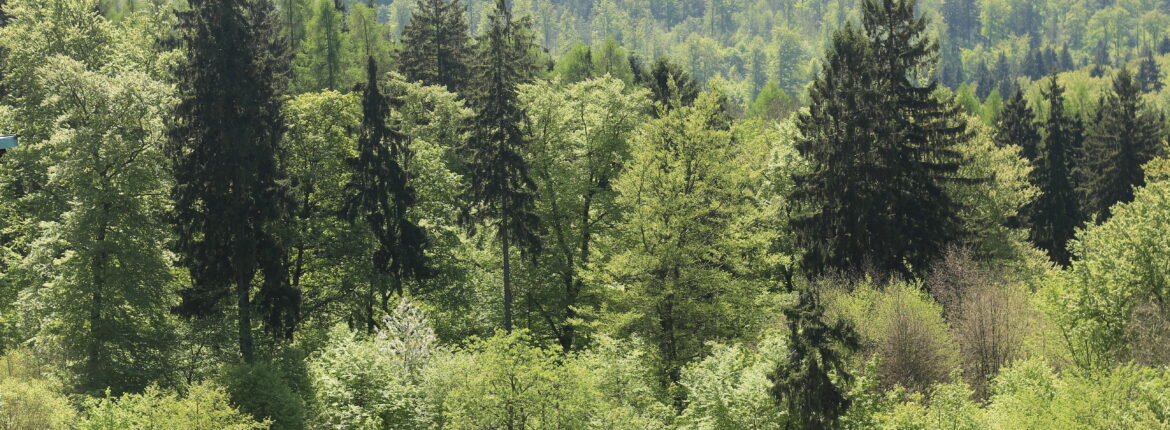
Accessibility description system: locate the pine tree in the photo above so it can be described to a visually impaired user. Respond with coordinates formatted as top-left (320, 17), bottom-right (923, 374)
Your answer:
top-left (169, 0), bottom-right (297, 362)
top-left (1079, 68), bottom-right (1165, 221)
top-left (995, 89), bottom-right (1042, 161)
top-left (397, 0), bottom-right (473, 96)
top-left (1136, 48), bottom-right (1163, 93)
top-left (344, 57), bottom-right (432, 333)
top-left (1029, 75), bottom-right (1083, 266)
top-left (794, 0), bottom-right (972, 277)
top-left (769, 288), bottom-right (860, 429)
top-left (461, 0), bottom-right (541, 333)
top-left (639, 57), bottom-right (701, 110)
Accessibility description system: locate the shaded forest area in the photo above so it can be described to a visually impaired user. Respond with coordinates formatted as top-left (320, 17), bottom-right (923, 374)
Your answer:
top-left (1, 0), bottom-right (1170, 428)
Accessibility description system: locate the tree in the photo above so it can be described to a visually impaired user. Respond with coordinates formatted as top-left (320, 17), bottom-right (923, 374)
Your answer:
top-left (20, 56), bottom-right (176, 395)
top-left (793, 0), bottom-right (972, 277)
top-left (770, 288), bottom-right (860, 429)
top-left (994, 90), bottom-right (1042, 161)
top-left (169, 0), bottom-right (297, 362)
top-left (293, 0), bottom-right (345, 92)
top-left (552, 42), bottom-right (593, 84)
top-left (590, 36), bottom-right (633, 83)
top-left (397, 0), bottom-right (473, 96)
top-left (461, 0), bottom-right (541, 333)
top-left (345, 58), bottom-right (432, 333)
top-left (1136, 48), bottom-right (1163, 93)
top-left (345, 2), bottom-right (393, 86)
top-left (1079, 68), bottom-right (1164, 221)
top-left (747, 80), bottom-right (797, 121)
top-left (634, 57), bottom-right (701, 110)
top-left (1029, 75), bottom-right (1083, 266)
top-left (519, 76), bottom-right (649, 351)
top-left (602, 91), bottom-right (774, 388)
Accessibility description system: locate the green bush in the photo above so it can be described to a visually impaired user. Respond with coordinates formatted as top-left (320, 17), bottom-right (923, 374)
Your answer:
top-left (221, 362), bottom-right (304, 430)
top-left (80, 382), bottom-right (268, 429)
top-left (676, 333), bottom-right (789, 429)
top-left (0, 378), bottom-right (76, 429)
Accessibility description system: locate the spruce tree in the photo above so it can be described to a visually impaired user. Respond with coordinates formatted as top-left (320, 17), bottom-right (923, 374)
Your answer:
top-left (344, 57), bottom-right (432, 333)
top-left (1029, 75), bottom-right (1083, 266)
top-left (1079, 68), bottom-right (1165, 221)
top-left (995, 89), bottom-right (1042, 161)
top-left (1091, 40), bottom-right (1110, 78)
top-left (397, 0), bottom-right (472, 96)
top-left (169, 0), bottom-right (297, 362)
top-left (1136, 48), bottom-right (1163, 93)
top-left (461, 0), bottom-right (541, 333)
top-left (794, 0), bottom-right (972, 277)
top-left (769, 288), bottom-right (860, 429)
top-left (639, 57), bottom-right (701, 110)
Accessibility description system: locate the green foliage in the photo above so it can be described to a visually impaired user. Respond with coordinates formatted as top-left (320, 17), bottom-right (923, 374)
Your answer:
top-left (1029, 75), bottom-right (1084, 266)
top-left (0, 379), bottom-right (76, 430)
top-left (771, 288), bottom-right (860, 429)
top-left (220, 362), bottom-right (304, 430)
top-left (1045, 179), bottom-right (1170, 369)
top-left (747, 80), bottom-right (797, 121)
top-left (397, 0), bottom-right (473, 95)
top-left (293, 0), bottom-right (345, 92)
top-left (80, 383), bottom-right (269, 430)
top-left (986, 359), bottom-right (1170, 429)
top-left (677, 335), bottom-right (789, 429)
top-left (553, 42), bottom-right (595, 84)
top-left (876, 379), bottom-right (986, 429)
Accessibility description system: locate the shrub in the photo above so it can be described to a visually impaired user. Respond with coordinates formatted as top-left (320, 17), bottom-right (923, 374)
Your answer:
top-left (0, 378), bottom-right (75, 429)
top-left (80, 382), bottom-right (268, 429)
top-left (676, 334), bottom-right (789, 430)
top-left (876, 380), bottom-right (985, 430)
top-left (220, 362), bottom-right (304, 430)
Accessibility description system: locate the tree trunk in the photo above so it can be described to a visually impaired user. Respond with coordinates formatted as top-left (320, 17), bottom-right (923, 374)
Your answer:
top-left (502, 222), bottom-right (513, 333)
top-left (237, 275), bottom-right (255, 363)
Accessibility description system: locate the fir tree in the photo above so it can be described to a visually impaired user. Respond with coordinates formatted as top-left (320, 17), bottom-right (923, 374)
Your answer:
top-left (1079, 68), bottom-right (1165, 221)
top-left (169, 0), bottom-right (297, 362)
top-left (995, 89), bottom-right (1042, 161)
top-left (461, 0), bottom-right (542, 333)
top-left (1159, 35), bottom-right (1170, 55)
top-left (344, 57), bottom-right (432, 333)
top-left (397, 0), bottom-right (473, 96)
top-left (1136, 48), bottom-right (1163, 93)
top-left (769, 287), bottom-right (860, 429)
top-left (794, 0), bottom-right (972, 277)
top-left (638, 57), bottom-right (701, 110)
top-left (1029, 75), bottom-right (1083, 266)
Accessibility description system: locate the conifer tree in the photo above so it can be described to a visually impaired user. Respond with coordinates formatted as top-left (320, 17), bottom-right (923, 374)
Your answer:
top-left (344, 57), bottom-right (432, 333)
top-left (1136, 48), bottom-right (1163, 93)
top-left (769, 288), bottom-right (860, 429)
top-left (461, 0), bottom-right (541, 333)
top-left (1079, 68), bottom-right (1164, 221)
top-left (1091, 40), bottom-right (1110, 78)
top-left (638, 57), bottom-right (701, 110)
top-left (1029, 75), bottom-right (1083, 265)
top-left (794, 0), bottom-right (972, 277)
top-left (397, 0), bottom-right (472, 96)
top-left (995, 89), bottom-right (1042, 161)
top-left (169, 0), bottom-right (297, 362)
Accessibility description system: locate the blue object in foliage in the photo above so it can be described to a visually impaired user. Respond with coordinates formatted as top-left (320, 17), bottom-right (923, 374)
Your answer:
top-left (0, 135), bottom-right (16, 150)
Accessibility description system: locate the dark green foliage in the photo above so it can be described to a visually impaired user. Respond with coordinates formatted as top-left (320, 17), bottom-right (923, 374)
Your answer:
top-left (461, 0), bottom-right (542, 333)
top-left (169, 0), bottom-right (298, 362)
top-left (1091, 40), bottom-right (1110, 78)
top-left (344, 57), bottom-right (432, 333)
top-left (221, 362), bottom-right (305, 429)
top-left (942, 0), bottom-right (979, 42)
top-left (770, 288), bottom-right (860, 429)
top-left (1079, 68), bottom-right (1164, 221)
top-left (634, 56), bottom-right (701, 110)
top-left (1136, 49), bottom-right (1163, 93)
top-left (793, 0), bottom-right (972, 277)
top-left (397, 0), bottom-right (473, 96)
top-left (1029, 75), bottom-right (1083, 266)
top-left (995, 89), bottom-right (1042, 161)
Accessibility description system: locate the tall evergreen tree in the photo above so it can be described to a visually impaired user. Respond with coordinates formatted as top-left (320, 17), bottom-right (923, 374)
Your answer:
top-left (1079, 68), bottom-right (1165, 221)
top-left (1091, 40), bottom-right (1111, 78)
top-left (794, 0), bottom-right (972, 277)
top-left (1029, 75), bottom-right (1083, 266)
top-left (344, 57), bottom-right (432, 333)
top-left (397, 0), bottom-right (473, 96)
top-left (461, 0), bottom-right (541, 333)
top-left (169, 0), bottom-right (298, 362)
top-left (1136, 48), bottom-right (1163, 93)
top-left (995, 89), bottom-right (1042, 161)
top-left (769, 288), bottom-right (860, 429)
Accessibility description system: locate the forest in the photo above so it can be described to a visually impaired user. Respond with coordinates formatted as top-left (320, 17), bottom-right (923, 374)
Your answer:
top-left (1, 0), bottom-right (1170, 427)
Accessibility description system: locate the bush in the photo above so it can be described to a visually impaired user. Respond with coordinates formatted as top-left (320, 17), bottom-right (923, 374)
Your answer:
top-left (676, 334), bottom-right (789, 429)
top-left (566, 335), bottom-right (672, 429)
top-left (220, 362), bottom-right (304, 430)
top-left (986, 360), bottom-right (1170, 429)
top-left (831, 281), bottom-right (960, 393)
top-left (876, 379), bottom-right (985, 430)
top-left (0, 378), bottom-right (75, 429)
top-left (80, 382), bottom-right (268, 429)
